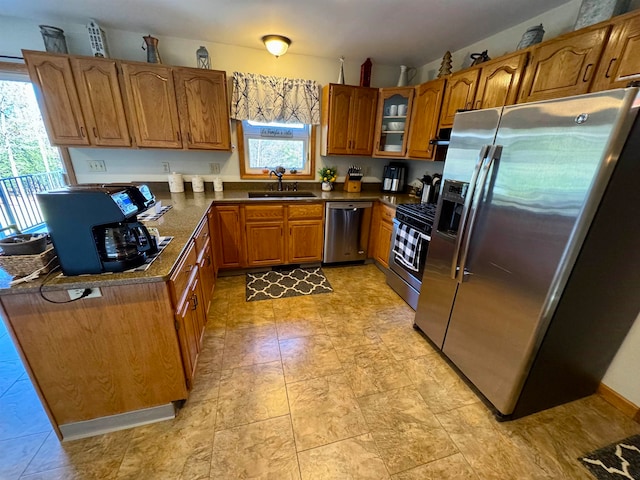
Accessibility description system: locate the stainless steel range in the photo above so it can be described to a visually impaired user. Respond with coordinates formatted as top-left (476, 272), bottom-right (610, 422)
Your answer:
top-left (386, 202), bottom-right (437, 309)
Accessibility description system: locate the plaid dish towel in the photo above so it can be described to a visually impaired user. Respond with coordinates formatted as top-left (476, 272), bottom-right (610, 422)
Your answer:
top-left (392, 224), bottom-right (424, 272)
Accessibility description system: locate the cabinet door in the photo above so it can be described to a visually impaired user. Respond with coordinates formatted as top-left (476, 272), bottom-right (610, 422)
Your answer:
top-left (72, 57), bottom-right (131, 147)
top-left (518, 25), bottom-right (610, 103)
top-left (474, 52), bottom-right (528, 110)
top-left (121, 62), bottom-right (182, 148)
top-left (321, 84), bottom-right (377, 156)
top-left (323, 84), bottom-right (353, 155)
top-left (245, 222), bottom-right (285, 266)
top-left (591, 13), bottom-right (640, 91)
top-left (439, 69), bottom-right (481, 127)
top-left (375, 220), bottom-right (394, 268)
top-left (173, 68), bottom-right (231, 150)
top-left (214, 206), bottom-right (243, 268)
top-left (374, 87), bottom-right (414, 157)
top-left (175, 286), bottom-right (199, 386)
top-left (407, 78), bottom-right (446, 160)
top-left (23, 51), bottom-right (89, 146)
top-left (198, 241), bottom-right (216, 314)
top-left (288, 220), bottom-right (324, 263)
top-left (350, 87), bottom-right (378, 155)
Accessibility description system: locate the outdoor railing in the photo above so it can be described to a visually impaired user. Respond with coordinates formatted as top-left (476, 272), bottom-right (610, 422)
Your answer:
top-left (0, 171), bottom-right (65, 235)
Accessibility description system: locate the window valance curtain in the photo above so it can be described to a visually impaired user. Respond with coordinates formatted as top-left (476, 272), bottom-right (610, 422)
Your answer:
top-left (231, 72), bottom-right (320, 125)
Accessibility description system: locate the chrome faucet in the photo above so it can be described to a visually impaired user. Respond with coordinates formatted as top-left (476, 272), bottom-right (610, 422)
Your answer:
top-left (269, 166), bottom-right (286, 191)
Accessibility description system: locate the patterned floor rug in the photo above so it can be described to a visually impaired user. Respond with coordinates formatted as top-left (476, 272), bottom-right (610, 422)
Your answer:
top-left (580, 434), bottom-right (640, 479)
top-left (246, 267), bottom-right (333, 302)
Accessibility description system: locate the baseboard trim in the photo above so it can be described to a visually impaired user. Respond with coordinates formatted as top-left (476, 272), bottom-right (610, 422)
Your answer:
top-left (597, 383), bottom-right (640, 422)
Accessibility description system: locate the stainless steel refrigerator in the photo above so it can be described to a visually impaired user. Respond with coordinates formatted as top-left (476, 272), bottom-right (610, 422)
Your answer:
top-left (414, 87), bottom-right (640, 419)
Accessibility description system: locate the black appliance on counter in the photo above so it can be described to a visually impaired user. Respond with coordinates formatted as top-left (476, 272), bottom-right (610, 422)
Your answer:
top-left (385, 202), bottom-right (437, 309)
top-left (382, 163), bottom-right (406, 193)
top-left (37, 185), bottom-right (158, 276)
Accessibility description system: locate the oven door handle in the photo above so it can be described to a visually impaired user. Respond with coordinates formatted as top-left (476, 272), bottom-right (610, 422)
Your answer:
top-left (450, 144), bottom-right (490, 280)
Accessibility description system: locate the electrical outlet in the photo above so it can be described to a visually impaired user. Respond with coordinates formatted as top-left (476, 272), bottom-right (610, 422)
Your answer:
top-left (364, 166), bottom-right (371, 176)
top-left (210, 163), bottom-right (221, 174)
top-left (87, 160), bottom-right (106, 172)
top-left (68, 288), bottom-right (102, 300)
top-left (162, 162), bottom-right (170, 173)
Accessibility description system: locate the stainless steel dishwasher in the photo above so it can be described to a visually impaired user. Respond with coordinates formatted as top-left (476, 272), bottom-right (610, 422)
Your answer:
top-left (323, 201), bottom-right (373, 263)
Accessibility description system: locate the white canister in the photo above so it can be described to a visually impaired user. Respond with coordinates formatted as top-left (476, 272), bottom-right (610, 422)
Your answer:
top-left (192, 175), bottom-right (204, 193)
top-left (213, 177), bottom-right (223, 192)
top-left (168, 172), bottom-right (184, 193)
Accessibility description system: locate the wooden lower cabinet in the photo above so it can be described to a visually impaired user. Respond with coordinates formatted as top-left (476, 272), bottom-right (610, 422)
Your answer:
top-left (287, 203), bottom-right (324, 263)
top-left (214, 205), bottom-right (244, 268)
top-left (0, 283), bottom-right (188, 428)
top-left (199, 241), bottom-right (216, 312)
top-left (215, 202), bottom-right (325, 269)
top-left (246, 222), bottom-right (286, 266)
top-left (174, 276), bottom-right (201, 385)
top-left (289, 220), bottom-right (324, 263)
top-left (370, 202), bottom-right (395, 268)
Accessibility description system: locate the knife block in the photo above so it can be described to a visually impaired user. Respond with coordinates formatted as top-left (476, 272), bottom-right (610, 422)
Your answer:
top-left (343, 174), bottom-right (362, 193)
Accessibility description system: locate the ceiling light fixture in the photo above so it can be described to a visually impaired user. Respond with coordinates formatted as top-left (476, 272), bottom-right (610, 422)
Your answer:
top-left (262, 35), bottom-right (291, 58)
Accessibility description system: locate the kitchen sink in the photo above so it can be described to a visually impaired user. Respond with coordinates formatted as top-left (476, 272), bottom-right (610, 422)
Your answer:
top-left (248, 191), bottom-right (317, 198)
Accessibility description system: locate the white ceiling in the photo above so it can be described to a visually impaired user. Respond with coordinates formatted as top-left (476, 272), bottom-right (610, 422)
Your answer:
top-left (5, 0), bottom-right (572, 66)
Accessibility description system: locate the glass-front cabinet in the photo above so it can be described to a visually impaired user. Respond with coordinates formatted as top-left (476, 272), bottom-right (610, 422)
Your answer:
top-left (373, 87), bottom-right (414, 157)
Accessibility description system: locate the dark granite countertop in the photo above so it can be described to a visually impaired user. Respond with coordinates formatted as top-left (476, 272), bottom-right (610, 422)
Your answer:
top-left (0, 187), bottom-right (420, 294)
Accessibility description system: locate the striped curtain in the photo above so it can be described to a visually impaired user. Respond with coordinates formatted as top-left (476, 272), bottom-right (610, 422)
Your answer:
top-left (231, 72), bottom-right (320, 125)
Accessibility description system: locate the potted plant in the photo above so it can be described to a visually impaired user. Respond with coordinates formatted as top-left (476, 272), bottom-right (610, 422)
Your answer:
top-left (318, 166), bottom-right (337, 191)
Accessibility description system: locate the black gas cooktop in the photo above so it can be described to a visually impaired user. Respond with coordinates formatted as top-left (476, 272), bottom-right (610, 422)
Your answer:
top-left (395, 203), bottom-right (437, 235)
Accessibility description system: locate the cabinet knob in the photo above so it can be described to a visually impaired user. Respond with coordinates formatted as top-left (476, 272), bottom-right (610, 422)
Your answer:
top-left (92, 127), bottom-right (98, 138)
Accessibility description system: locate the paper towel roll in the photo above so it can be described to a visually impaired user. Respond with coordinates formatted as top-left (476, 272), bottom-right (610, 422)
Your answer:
top-left (213, 177), bottom-right (223, 192)
top-left (192, 175), bottom-right (204, 193)
top-left (168, 173), bottom-right (184, 193)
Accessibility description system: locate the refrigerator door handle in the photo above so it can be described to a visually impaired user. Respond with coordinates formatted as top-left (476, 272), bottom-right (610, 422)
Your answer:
top-left (450, 144), bottom-right (490, 280)
top-left (457, 144), bottom-right (503, 283)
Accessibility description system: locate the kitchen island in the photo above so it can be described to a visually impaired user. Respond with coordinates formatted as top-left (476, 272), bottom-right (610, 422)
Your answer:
top-left (0, 187), bottom-right (418, 440)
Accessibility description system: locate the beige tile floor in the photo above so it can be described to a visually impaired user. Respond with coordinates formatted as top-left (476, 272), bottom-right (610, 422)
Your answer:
top-left (1, 263), bottom-right (639, 479)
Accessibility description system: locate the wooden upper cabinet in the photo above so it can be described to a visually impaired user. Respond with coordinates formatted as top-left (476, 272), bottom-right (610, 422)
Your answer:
top-left (173, 68), bottom-right (231, 150)
top-left (474, 52), bottom-right (528, 110)
top-left (121, 62), bottom-right (182, 148)
top-left (518, 25), bottom-right (610, 103)
top-left (23, 51), bottom-right (89, 146)
top-left (374, 87), bottom-right (414, 157)
top-left (350, 87), bottom-right (379, 155)
top-left (591, 12), bottom-right (640, 91)
top-left (439, 69), bottom-right (481, 128)
top-left (407, 78), bottom-right (446, 160)
top-left (71, 57), bottom-right (131, 147)
top-left (321, 84), bottom-right (377, 156)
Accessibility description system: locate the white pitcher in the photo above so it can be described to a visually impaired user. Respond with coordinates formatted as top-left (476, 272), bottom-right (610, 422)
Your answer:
top-left (397, 65), bottom-right (417, 86)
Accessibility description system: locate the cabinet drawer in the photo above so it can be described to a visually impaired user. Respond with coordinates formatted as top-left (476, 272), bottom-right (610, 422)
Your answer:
top-left (380, 204), bottom-right (396, 224)
top-left (170, 240), bottom-right (198, 305)
top-left (194, 217), bottom-right (210, 257)
top-left (288, 203), bottom-right (324, 220)
top-left (244, 205), bottom-right (284, 221)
